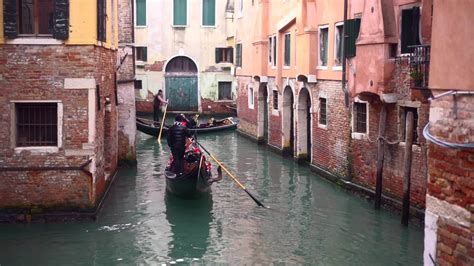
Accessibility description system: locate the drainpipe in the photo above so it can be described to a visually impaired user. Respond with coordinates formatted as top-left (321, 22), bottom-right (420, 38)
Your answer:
top-left (342, 0), bottom-right (349, 108)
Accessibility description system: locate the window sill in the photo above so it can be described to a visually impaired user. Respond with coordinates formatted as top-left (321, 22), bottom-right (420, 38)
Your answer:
top-left (248, 105), bottom-right (254, 110)
top-left (136, 61), bottom-right (146, 66)
top-left (135, 25), bottom-right (147, 29)
top-left (172, 25), bottom-right (188, 28)
top-left (332, 66), bottom-right (342, 71)
top-left (318, 124), bottom-right (328, 130)
top-left (317, 66), bottom-right (328, 70)
top-left (283, 66), bottom-right (291, 69)
top-left (217, 62), bottom-right (233, 67)
top-left (6, 37), bottom-right (63, 45)
top-left (272, 109), bottom-right (279, 116)
top-left (15, 146), bottom-right (59, 154)
top-left (351, 132), bottom-right (367, 140)
top-left (202, 25), bottom-right (216, 28)
top-left (215, 99), bottom-right (234, 103)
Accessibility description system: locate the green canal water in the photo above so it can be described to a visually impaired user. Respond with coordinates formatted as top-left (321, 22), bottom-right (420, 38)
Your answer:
top-left (0, 131), bottom-right (423, 265)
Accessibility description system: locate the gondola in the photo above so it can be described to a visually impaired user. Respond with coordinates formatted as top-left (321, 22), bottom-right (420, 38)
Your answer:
top-left (136, 116), bottom-right (238, 137)
top-left (164, 142), bottom-right (222, 197)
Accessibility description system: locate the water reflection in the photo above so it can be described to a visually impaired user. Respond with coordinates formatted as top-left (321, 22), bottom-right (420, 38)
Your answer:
top-left (165, 191), bottom-right (213, 262)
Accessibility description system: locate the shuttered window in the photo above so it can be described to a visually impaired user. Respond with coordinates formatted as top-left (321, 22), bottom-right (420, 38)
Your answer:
top-left (319, 27), bottom-right (328, 66)
top-left (334, 24), bottom-right (344, 66)
top-left (236, 43), bottom-right (242, 67)
top-left (284, 33), bottom-right (291, 66)
top-left (203, 0), bottom-right (215, 26)
top-left (215, 47), bottom-right (233, 63)
top-left (401, 7), bottom-right (421, 54)
top-left (136, 47), bottom-right (147, 61)
top-left (344, 18), bottom-right (361, 57)
top-left (3, 0), bottom-right (69, 39)
top-left (136, 0), bottom-right (146, 26)
top-left (173, 0), bottom-right (187, 26)
top-left (97, 0), bottom-right (107, 41)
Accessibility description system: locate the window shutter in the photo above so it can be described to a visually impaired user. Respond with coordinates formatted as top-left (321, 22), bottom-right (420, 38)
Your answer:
top-left (136, 0), bottom-right (146, 26)
top-left (3, 0), bottom-right (18, 38)
top-left (215, 48), bottom-right (222, 63)
top-left (203, 0), bottom-right (215, 26)
top-left (53, 0), bottom-right (69, 40)
top-left (229, 48), bottom-right (234, 63)
top-left (345, 18), bottom-right (360, 57)
top-left (411, 7), bottom-right (421, 48)
top-left (174, 0), bottom-right (187, 26)
top-left (97, 0), bottom-right (106, 42)
top-left (143, 47), bottom-right (148, 62)
top-left (284, 34), bottom-right (291, 66)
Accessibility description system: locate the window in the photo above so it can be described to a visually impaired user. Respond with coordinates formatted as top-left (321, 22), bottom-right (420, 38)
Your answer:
top-left (400, 7), bottom-right (421, 54)
top-left (284, 33), bottom-right (291, 67)
top-left (215, 47), bottom-right (233, 63)
top-left (268, 35), bottom-right (277, 67)
top-left (134, 80), bottom-right (143, 89)
top-left (97, 0), bottom-right (107, 41)
top-left (173, 0), bottom-right (187, 26)
top-left (353, 102), bottom-right (367, 133)
top-left (334, 24), bottom-right (344, 67)
top-left (248, 87), bottom-right (254, 109)
top-left (344, 18), bottom-right (361, 57)
top-left (15, 103), bottom-right (58, 147)
top-left (319, 26), bottom-right (329, 67)
top-left (239, 0), bottom-right (243, 16)
top-left (203, 0), bottom-right (215, 26)
top-left (136, 47), bottom-right (147, 61)
top-left (273, 90), bottom-right (279, 110)
top-left (236, 43), bottom-right (242, 67)
top-left (400, 106), bottom-right (419, 143)
top-left (136, 0), bottom-right (146, 26)
top-left (218, 82), bottom-right (232, 100)
top-left (18, 0), bottom-right (54, 35)
top-left (319, 98), bottom-right (327, 125)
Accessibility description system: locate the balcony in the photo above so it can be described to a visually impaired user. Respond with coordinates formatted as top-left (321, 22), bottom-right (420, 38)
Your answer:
top-left (409, 44), bottom-right (431, 89)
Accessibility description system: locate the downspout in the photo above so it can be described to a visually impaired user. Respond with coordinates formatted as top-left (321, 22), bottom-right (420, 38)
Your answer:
top-left (342, 0), bottom-right (349, 108)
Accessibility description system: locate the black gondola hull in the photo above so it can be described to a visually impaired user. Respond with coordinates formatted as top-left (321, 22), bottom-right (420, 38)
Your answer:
top-left (136, 117), bottom-right (238, 137)
top-left (165, 167), bottom-right (211, 198)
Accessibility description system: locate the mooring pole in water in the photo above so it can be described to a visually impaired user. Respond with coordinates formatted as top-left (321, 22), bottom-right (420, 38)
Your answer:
top-left (401, 111), bottom-right (414, 226)
top-left (375, 104), bottom-right (387, 209)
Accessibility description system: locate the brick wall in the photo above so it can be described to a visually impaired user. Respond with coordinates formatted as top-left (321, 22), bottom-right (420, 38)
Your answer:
top-left (236, 76), bottom-right (258, 137)
top-left (424, 92), bottom-right (473, 264)
top-left (0, 45), bottom-right (117, 213)
top-left (351, 61), bottom-right (429, 208)
top-left (118, 0), bottom-right (133, 44)
top-left (310, 80), bottom-right (351, 177)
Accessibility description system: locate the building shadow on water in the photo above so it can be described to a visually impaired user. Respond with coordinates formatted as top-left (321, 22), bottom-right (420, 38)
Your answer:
top-left (164, 191), bottom-right (213, 262)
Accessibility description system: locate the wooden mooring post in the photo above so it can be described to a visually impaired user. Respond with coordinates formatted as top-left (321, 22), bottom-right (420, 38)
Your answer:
top-left (401, 111), bottom-right (414, 226)
top-left (374, 104), bottom-right (387, 209)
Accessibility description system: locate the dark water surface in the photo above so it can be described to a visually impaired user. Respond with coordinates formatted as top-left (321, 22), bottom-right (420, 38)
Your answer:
top-left (0, 131), bottom-right (423, 265)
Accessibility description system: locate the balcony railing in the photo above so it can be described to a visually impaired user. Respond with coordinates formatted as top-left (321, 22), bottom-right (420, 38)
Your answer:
top-left (409, 44), bottom-right (431, 88)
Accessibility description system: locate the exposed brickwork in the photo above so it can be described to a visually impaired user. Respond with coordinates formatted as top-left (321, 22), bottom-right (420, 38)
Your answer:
top-left (310, 80), bottom-right (351, 177)
top-left (236, 76), bottom-right (258, 137)
top-left (144, 60), bottom-right (166, 72)
top-left (0, 45), bottom-right (118, 212)
top-left (118, 0), bottom-right (133, 44)
top-left (201, 98), bottom-right (234, 115)
top-left (436, 219), bottom-right (474, 265)
top-left (351, 62), bottom-right (429, 208)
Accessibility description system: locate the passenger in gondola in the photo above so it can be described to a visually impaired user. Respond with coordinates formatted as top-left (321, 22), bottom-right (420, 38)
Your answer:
top-left (167, 115), bottom-right (192, 176)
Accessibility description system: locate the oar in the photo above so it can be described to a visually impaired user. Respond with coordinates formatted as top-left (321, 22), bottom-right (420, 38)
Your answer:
top-left (157, 103), bottom-right (168, 143)
top-left (195, 140), bottom-right (266, 208)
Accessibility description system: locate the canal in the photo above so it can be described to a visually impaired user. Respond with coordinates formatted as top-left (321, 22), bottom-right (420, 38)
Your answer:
top-left (0, 131), bottom-right (423, 265)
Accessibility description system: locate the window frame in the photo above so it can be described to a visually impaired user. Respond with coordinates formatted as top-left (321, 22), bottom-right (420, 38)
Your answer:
top-left (248, 86), bottom-right (254, 109)
top-left (318, 25), bottom-right (329, 69)
top-left (10, 100), bottom-right (63, 153)
top-left (135, 46), bottom-right (147, 62)
top-left (351, 98), bottom-right (369, 139)
top-left (238, 0), bottom-right (244, 18)
top-left (235, 42), bottom-right (242, 67)
top-left (333, 22), bottom-right (344, 70)
top-left (173, 0), bottom-right (188, 27)
top-left (202, 0), bottom-right (216, 27)
top-left (217, 81), bottom-right (233, 101)
top-left (398, 103), bottom-right (420, 145)
top-left (283, 32), bottom-right (291, 67)
top-left (135, 0), bottom-right (147, 27)
top-left (215, 47), bottom-right (233, 64)
top-left (318, 97), bottom-right (328, 128)
top-left (399, 5), bottom-right (421, 55)
top-left (17, 0), bottom-right (55, 37)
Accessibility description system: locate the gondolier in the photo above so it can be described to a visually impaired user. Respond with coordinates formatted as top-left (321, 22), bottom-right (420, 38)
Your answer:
top-left (167, 115), bottom-right (192, 175)
top-left (153, 89), bottom-right (168, 122)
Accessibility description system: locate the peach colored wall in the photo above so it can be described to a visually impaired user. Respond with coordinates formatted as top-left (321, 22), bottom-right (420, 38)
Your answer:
top-left (235, 0), bottom-right (344, 88)
top-left (429, 0), bottom-right (474, 90)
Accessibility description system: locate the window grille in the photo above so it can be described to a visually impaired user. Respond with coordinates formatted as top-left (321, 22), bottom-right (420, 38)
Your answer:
top-left (354, 102), bottom-right (367, 133)
top-left (16, 103), bottom-right (58, 147)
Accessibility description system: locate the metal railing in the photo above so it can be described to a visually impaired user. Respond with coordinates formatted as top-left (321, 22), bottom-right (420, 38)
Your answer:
top-left (409, 44), bottom-right (431, 88)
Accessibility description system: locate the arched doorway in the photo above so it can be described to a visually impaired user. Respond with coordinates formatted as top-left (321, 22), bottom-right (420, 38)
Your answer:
top-left (282, 86), bottom-right (294, 156)
top-left (297, 87), bottom-right (312, 162)
top-left (165, 56), bottom-right (198, 111)
top-left (257, 84), bottom-right (268, 143)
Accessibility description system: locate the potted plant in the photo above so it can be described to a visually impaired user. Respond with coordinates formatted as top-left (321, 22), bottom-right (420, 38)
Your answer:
top-left (409, 69), bottom-right (423, 87)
